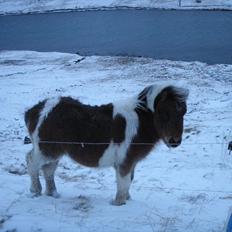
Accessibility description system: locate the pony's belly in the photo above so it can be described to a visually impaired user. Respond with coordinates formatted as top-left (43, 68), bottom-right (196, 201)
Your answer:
top-left (68, 143), bottom-right (116, 168)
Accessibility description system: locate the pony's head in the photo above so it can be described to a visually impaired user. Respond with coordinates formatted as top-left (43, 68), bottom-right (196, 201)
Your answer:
top-left (138, 84), bottom-right (189, 148)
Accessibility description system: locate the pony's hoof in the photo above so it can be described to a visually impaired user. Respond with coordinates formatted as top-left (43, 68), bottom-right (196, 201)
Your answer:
top-left (27, 192), bottom-right (41, 198)
top-left (126, 194), bottom-right (131, 200)
top-left (45, 190), bottom-right (60, 198)
top-left (110, 199), bottom-right (126, 206)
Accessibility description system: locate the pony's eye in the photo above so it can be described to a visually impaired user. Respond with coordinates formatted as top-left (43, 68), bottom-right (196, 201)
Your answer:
top-left (176, 102), bottom-right (182, 112)
top-left (176, 102), bottom-right (186, 115)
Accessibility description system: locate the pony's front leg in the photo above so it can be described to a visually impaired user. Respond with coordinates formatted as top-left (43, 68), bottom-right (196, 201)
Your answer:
top-left (112, 167), bottom-right (133, 206)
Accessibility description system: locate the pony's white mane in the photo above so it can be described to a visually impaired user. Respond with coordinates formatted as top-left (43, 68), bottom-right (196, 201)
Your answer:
top-left (146, 84), bottom-right (168, 112)
top-left (136, 84), bottom-right (189, 112)
top-left (112, 84), bottom-right (189, 115)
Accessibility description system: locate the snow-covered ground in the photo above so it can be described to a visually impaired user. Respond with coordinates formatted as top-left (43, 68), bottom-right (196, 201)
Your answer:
top-left (0, 0), bottom-right (232, 15)
top-left (0, 50), bottom-right (232, 231)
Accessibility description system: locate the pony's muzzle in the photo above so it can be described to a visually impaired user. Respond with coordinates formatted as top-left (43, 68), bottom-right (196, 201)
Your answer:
top-left (168, 137), bottom-right (182, 148)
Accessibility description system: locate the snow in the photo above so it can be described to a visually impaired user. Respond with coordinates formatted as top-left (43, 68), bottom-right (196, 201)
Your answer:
top-left (0, 50), bottom-right (232, 231)
top-left (0, 0), bottom-right (232, 15)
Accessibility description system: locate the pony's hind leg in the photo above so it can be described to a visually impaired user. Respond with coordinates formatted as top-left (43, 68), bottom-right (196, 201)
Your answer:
top-left (26, 149), bottom-right (42, 196)
top-left (42, 160), bottom-right (59, 198)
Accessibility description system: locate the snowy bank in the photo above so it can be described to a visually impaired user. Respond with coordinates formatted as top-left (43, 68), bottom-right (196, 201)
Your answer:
top-left (0, 50), bottom-right (232, 231)
top-left (0, 0), bottom-right (232, 15)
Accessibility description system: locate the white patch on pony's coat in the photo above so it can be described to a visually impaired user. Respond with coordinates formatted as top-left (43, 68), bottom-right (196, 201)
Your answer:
top-left (31, 97), bottom-right (61, 168)
top-left (116, 170), bottom-right (131, 195)
top-left (99, 97), bottom-right (139, 167)
top-left (98, 141), bottom-right (117, 167)
top-left (146, 84), bottom-right (169, 112)
top-left (112, 170), bottom-right (132, 205)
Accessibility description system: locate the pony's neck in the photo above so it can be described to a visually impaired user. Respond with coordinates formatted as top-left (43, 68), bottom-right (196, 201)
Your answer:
top-left (135, 108), bottom-right (160, 144)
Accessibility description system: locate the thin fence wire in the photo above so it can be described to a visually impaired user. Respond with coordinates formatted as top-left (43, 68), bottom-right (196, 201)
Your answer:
top-left (37, 140), bottom-right (230, 146)
top-left (27, 124), bottom-right (231, 146)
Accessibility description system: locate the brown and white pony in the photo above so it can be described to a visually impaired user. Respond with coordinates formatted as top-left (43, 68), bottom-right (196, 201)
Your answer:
top-left (25, 84), bottom-right (188, 205)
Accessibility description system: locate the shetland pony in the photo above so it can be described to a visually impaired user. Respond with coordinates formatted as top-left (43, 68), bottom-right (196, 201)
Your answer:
top-left (25, 84), bottom-right (188, 205)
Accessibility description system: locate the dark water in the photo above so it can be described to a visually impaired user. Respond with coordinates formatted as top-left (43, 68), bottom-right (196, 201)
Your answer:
top-left (0, 9), bottom-right (232, 64)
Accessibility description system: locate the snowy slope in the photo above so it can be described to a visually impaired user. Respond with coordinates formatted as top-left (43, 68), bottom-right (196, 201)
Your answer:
top-left (0, 50), bottom-right (232, 231)
top-left (0, 0), bottom-right (232, 15)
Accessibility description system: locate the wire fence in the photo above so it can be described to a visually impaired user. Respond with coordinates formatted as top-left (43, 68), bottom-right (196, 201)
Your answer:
top-left (36, 140), bottom-right (230, 146)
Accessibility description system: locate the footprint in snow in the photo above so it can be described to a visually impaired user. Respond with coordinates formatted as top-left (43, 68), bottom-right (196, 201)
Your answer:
top-left (73, 195), bottom-right (92, 213)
